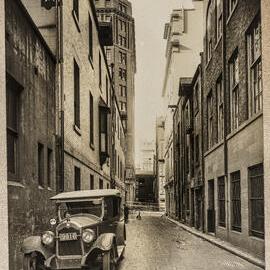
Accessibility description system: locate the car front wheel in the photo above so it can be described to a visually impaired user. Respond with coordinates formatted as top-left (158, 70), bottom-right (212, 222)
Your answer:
top-left (102, 248), bottom-right (116, 270)
top-left (23, 253), bottom-right (46, 270)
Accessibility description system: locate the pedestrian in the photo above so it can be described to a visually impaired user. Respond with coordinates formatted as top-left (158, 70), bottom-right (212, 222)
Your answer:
top-left (124, 204), bottom-right (129, 223)
top-left (136, 211), bottom-right (141, 220)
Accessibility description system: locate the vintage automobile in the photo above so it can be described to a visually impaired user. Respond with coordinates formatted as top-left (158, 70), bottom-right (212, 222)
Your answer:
top-left (22, 189), bottom-right (126, 270)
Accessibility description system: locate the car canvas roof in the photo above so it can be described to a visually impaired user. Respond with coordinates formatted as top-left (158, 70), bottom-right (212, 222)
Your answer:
top-left (50, 189), bottom-right (121, 201)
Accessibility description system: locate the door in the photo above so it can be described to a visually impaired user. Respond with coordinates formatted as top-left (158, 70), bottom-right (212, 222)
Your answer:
top-left (207, 180), bottom-right (215, 233)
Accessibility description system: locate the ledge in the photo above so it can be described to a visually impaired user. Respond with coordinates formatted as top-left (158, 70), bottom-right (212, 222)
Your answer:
top-left (8, 181), bottom-right (25, 188)
top-left (88, 54), bottom-right (94, 69)
top-left (73, 124), bottom-right (82, 136)
top-left (72, 10), bottom-right (81, 33)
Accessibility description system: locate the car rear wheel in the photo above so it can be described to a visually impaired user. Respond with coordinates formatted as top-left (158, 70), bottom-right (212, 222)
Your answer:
top-left (23, 253), bottom-right (46, 270)
top-left (102, 248), bottom-right (116, 270)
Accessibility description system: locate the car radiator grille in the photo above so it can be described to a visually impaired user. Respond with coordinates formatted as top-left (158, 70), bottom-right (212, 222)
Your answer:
top-left (58, 227), bottom-right (82, 256)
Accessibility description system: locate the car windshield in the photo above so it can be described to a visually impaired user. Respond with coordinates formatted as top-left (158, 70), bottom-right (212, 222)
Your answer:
top-left (58, 199), bottom-right (103, 220)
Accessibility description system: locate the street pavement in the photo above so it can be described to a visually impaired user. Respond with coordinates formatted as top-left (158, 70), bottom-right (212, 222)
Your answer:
top-left (118, 212), bottom-right (262, 270)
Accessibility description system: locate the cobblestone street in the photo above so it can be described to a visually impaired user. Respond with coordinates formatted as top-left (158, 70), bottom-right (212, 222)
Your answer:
top-left (118, 213), bottom-right (262, 270)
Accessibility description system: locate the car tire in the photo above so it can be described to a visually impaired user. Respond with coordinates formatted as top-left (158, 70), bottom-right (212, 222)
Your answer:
top-left (23, 253), bottom-right (46, 270)
top-left (102, 248), bottom-right (116, 270)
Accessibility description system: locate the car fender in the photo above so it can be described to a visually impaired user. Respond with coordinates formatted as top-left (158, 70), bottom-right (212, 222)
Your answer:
top-left (82, 233), bottom-right (116, 265)
top-left (21, 236), bottom-right (53, 260)
top-left (116, 220), bottom-right (126, 245)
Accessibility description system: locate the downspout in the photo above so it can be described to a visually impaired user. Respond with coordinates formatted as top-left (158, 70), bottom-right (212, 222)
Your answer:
top-left (56, 0), bottom-right (64, 192)
top-left (222, 0), bottom-right (229, 241)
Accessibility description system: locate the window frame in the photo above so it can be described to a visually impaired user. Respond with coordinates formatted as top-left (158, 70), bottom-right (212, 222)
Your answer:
top-left (74, 59), bottom-right (80, 129)
top-left (216, 75), bottom-right (224, 141)
top-left (207, 90), bottom-right (214, 149)
top-left (231, 171), bottom-right (241, 232)
top-left (218, 176), bottom-right (226, 227)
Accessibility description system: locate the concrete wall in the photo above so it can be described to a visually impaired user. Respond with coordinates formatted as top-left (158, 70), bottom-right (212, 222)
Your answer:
top-left (0, 0), bottom-right (9, 268)
top-left (262, 0), bottom-right (270, 268)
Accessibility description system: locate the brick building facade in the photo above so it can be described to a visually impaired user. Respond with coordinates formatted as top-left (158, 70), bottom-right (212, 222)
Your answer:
top-left (5, 1), bottom-right (57, 269)
top-left (203, 0), bottom-right (264, 258)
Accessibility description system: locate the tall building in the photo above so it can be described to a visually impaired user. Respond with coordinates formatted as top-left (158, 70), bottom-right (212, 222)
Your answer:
top-left (94, 0), bottom-right (136, 202)
top-left (162, 1), bottom-right (204, 218)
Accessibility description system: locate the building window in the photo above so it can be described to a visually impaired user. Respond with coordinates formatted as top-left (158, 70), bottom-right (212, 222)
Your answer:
top-left (106, 76), bottom-right (109, 105)
top-left (73, 0), bottom-right (79, 20)
top-left (89, 14), bottom-right (93, 61)
top-left (74, 166), bottom-right (81, 191)
top-left (119, 68), bottom-right (127, 81)
top-left (218, 176), bottom-right (226, 227)
top-left (99, 52), bottom-right (102, 88)
top-left (194, 83), bottom-right (199, 113)
top-left (106, 49), bottom-right (111, 61)
top-left (120, 85), bottom-right (127, 97)
top-left (90, 174), bottom-right (94, 190)
top-left (207, 91), bottom-right (214, 149)
top-left (206, 1), bottom-right (213, 61)
top-left (38, 143), bottom-right (44, 187)
top-left (195, 135), bottom-right (200, 164)
top-left (217, 76), bottom-right (224, 141)
top-left (216, 0), bottom-right (222, 41)
top-left (119, 35), bottom-right (127, 47)
top-left (6, 76), bottom-right (20, 180)
top-left (89, 92), bottom-right (94, 146)
top-left (74, 59), bottom-right (80, 128)
top-left (230, 52), bottom-right (239, 131)
top-left (119, 51), bottom-right (127, 65)
top-left (228, 0), bottom-right (237, 16)
top-left (99, 179), bottom-right (103, 189)
top-left (249, 163), bottom-right (264, 238)
top-left (231, 171), bottom-right (241, 231)
top-left (247, 17), bottom-right (262, 116)
top-left (47, 148), bottom-right (52, 188)
top-left (119, 2), bottom-right (127, 13)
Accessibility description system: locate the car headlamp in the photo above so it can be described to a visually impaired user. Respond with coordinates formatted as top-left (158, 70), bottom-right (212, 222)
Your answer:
top-left (82, 229), bottom-right (95, 244)
top-left (41, 231), bottom-right (55, 246)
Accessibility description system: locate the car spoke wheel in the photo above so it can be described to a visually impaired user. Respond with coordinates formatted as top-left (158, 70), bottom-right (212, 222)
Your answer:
top-left (23, 253), bottom-right (46, 270)
top-left (102, 248), bottom-right (116, 270)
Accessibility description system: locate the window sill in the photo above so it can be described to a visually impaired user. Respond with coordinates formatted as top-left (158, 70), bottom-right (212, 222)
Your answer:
top-left (249, 235), bottom-right (264, 242)
top-left (204, 140), bottom-right (224, 158)
top-left (231, 228), bottom-right (242, 234)
top-left (38, 185), bottom-right (45, 190)
top-left (73, 124), bottom-right (82, 136)
top-left (88, 54), bottom-right (94, 69)
top-left (72, 10), bottom-right (81, 33)
top-left (226, 2), bottom-right (239, 25)
top-left (8, 181), bottom-right (25, 188)
top-left (226, 112), bottom-right (262, 141)
top-left (47, 187), bottom-right (53, 191)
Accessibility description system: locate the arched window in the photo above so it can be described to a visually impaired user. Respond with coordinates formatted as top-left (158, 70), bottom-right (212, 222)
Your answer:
top-left (206, 1), bottom-right (213, 61)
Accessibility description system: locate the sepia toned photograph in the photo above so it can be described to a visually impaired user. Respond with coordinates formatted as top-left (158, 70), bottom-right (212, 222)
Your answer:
top-left (0, 0), bottom-right (270, 269)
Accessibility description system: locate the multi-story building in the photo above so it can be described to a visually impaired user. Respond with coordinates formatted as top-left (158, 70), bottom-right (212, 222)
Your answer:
top-left (0, 0), bottom-right (8, 268)
top-left (156, 117), bottom-right (166, 210)
top-left (202, 0), bottom-right (264, 259)
top-left (22, 0), bottom-right (118, 192)
top-left (262, 0), bottom-right (270, 267)
top-left (94, 0), bottom-right (136, 202)
top-left (162, 1), bottom-right (203, 218)
top-left (174, 63), bottom-right (204, 230)
top-left (5, 1), bottom-right (57, 268)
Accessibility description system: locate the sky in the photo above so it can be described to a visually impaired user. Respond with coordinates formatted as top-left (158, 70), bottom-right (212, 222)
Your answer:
top-left (130, 0), bottom-right (193, 162)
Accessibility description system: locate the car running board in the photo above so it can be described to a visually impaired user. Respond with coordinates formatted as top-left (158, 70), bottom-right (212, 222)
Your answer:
top-left (117, 245), bottom-right (125, 261)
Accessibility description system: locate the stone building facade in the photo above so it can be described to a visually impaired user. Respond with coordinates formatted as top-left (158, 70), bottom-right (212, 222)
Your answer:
top-left (162, 1), bottom-right (204, 218)
top-left (5, 1), bottom-right (57, 269)
top-left (94, 0), bottom-right (136, 202)
top-left (202, 0), bottom-right (264, 258)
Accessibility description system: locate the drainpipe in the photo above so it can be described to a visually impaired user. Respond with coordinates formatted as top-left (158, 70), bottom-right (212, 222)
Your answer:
top-left (222, 0), bottom-right (229, 241)
top-left (56, 0), bottom-right (64, 192)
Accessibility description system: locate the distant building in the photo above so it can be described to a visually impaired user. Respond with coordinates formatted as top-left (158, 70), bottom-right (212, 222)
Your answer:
top-left (162, 1), bottom-right (204, 218)
top-left (156, 117), bottom-right (166, 210)
top-left (94, 0), bottom-right (137, 202)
